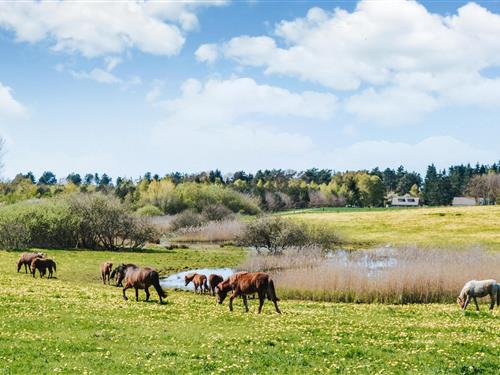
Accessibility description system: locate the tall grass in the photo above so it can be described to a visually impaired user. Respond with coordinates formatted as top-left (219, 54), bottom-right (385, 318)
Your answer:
top-left (172, 219), bottom-right (245, 243)
top-left (242, 247), bottom-right (500, 304)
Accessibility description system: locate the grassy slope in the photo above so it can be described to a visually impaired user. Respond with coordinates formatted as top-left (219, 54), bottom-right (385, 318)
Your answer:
top-left (1, 248), bottom-right (499, 374)
top-left (284, 205), bottom-right (500, 249)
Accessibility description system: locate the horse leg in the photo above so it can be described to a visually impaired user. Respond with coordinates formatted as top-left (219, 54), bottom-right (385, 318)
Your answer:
top-left (228, 290), bottom-right (239, 312)
top-left (473, 296), bottom-right (480, 311)
top-left (489, 293), bottom-right (495, 310)
top-left (242, 295), bottom-right (249, 312)
top-left (272, 298), bottom-right (281, 314)
top-left (122, 285), bottom-right (130, 300)
top-left (257, 291), bottom-right (265, 314)
top-left (145, 287), bottom-right (150, 302)
top-left (102, 272), bottom-right (106, 285)
top-left (135, 287), bottom-right (139, 302)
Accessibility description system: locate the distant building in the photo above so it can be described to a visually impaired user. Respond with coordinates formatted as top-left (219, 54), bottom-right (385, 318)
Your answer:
top-left (390, 194), bottom-right (419, 206)
top-left (452, 197), bottom-right (477, 206)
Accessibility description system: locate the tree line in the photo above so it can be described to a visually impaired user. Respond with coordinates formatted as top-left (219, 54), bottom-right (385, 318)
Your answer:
top-left (1, 162), bottom-right (499, 211)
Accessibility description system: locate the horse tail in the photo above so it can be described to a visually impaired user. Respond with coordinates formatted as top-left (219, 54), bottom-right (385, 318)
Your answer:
top-left (53, 261), bottom-right (56, 273)
top-left (151, 271), bottom-right (167, 298)
top-left (266, 279), bottom-right (280, 302)
top-left (497, 284), bottom-right (500, 307)
top-left (110, 268), bottom-right (117, 279)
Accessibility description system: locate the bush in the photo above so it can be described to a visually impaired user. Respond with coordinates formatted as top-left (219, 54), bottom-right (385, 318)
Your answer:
top-left (201, 204), bottom-right (234, 221)
top-left (140, 181), bottom-right (260, 215)
top-left (68, 194), bottom-right (158, 249)
top-left (0, 194), bottom-right (158, 250)
top-left (137, 204), bottom-right (164, 217)
top-left (169, 210), bottom-right (205, 231)
top-left (239, 216), bottom-right (339, 255)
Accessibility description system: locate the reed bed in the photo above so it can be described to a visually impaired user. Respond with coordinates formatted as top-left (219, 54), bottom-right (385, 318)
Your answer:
top-left (173, 219), bottom-right (245, 243)
top-left (243, 247), bottom-right (500, 304)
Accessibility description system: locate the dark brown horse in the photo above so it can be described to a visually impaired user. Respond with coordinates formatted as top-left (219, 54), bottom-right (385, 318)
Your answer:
top-left (121, 265), bottom-right (166, 304)
top-left (208, 274), bottom-right (223, 296)
top-left (100, 262), bottom-right (113, 285)
top-left (17, 252), bottom-right (45, 273)
top-left (216, 272), bottom-right (281, 314)
top-left (110, 263), bottom-right (137, 287)
top-left (31, 258), bottom-right (56, 278)
top-left (185, 273), bottom-right (209, 293)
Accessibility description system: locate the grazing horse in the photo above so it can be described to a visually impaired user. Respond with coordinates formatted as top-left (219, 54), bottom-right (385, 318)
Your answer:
top-left (31, 258), bottom-right (56, 278)
top-left (100, 262), bottom-right (113, 285)
top-left (215, 271), bottom-right (281, 314)
top-left (121, 265), bottom-right (166, 304)
top-left (110, 263), bottom-right (137, 287)
top-left (208, 274), bottom-right (224, 296)
top-left (185, 273), bottom-right (209, 293)
top-left (457, 279), bottom-right (500, 311)
top-left (17, 252), bottom-right (45, 273)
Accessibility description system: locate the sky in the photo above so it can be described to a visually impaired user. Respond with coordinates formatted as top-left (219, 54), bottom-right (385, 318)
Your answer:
top-left (0, 0), bottom-right (499, 180)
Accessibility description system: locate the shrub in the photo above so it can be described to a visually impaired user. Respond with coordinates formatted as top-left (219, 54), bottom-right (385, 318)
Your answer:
top-left (0, 194), bottom-right (158, 250)
top-left (169, 210), bottom-right (205, 231)
top-left (68, 194), bottom-right (158, 249)
top-left (201, 204), bottom-right (234, 221)
top-left (239, 216), bottom-right (339, 255)
top-left (137, 204), bottom-right (164, 217)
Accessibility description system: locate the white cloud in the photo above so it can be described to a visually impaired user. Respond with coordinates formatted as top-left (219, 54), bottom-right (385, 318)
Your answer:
top-left (149, 77), bottom-right (337, 170)
top-left (195, 44), bottom-right (219, 64)
top-left (346, 87), bottom-right (439, 125)
top-left (212, 1), bottom-right (500, 124)
top-left (0, 82), bottom-right (26, 119)
top-left (156, 76), bottom-right (338, 122)
top-left (326, 136), bottom-right (499, 172)
top-left (70, 68), bottom-right (141, 88)
top-left (222, 1), bottom-right (500, 90)
top-left (0, 1), bottom-right (227, 57)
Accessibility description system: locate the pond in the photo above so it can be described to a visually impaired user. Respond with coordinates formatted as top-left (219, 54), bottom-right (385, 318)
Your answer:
top-left (160, 267), bottom-right (235, 290)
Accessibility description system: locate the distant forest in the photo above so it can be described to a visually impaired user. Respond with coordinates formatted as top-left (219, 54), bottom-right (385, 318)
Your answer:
top-left (1, 162), bottom-right (499, 211)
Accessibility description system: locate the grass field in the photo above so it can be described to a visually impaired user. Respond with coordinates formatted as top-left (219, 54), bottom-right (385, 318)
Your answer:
top-left (283, 205), bottom-right (500, 249)
top-left (1, 248), bottom-right (499, 374)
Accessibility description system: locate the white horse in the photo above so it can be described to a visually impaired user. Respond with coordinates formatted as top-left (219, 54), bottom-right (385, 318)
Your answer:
top-left (457, 279), bottom-right (500, 311)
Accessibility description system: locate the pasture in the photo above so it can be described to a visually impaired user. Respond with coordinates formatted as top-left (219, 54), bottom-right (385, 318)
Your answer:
top-left (1, 248), bottom-right (499, 374)
top-left (283, 205), bottom-right (500, 249)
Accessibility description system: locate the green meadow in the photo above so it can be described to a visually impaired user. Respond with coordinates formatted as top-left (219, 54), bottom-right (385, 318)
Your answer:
top-left (284, 205), bottom-right (500, 250)
top-left (1, 247), bottom-right (499, 374)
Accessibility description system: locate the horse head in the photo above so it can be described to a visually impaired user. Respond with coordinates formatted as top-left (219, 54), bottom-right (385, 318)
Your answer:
top-left (215, 282), bottom-right (230, 304)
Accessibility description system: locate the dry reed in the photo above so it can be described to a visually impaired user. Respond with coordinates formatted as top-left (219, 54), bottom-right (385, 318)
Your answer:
top-left (173, 219), bottom-right (245, 243)
top-left (242, 247), bottom-right (500, 304)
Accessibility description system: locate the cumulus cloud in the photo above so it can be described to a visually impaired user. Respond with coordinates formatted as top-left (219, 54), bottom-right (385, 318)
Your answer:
top-left (326, 136), bottom-right (499, 172)
top-left (209, 0), bottom-right (500, 124)
top-left (195, 44), bottom-right (219, 64)
top-left (0, 82), bottom-right (26, 119)
top-left (0, 1), bottom-right (227, 57)
top-left (149, 77), bottom-right (337, 170)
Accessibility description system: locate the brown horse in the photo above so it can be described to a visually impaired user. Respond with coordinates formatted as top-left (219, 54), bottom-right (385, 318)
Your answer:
top-left (110, 263), bottom-right (137, 287)
top-left (185, 273), bottom-right (209, 293)
top-left (208, 274), bottom-right (223, 296)
top-left (122, 265), bottom-right (166, 304)
top-left (31, 258), bottom-right (56, 278)
top-left (216, 272), bottom-right (281, 314)
top-left (17, 252), bottom-right (45, 273)
top-left (100, 262), bottom-right (113, 285)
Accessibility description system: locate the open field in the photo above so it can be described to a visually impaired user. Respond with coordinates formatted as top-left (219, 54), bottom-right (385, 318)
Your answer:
top-left (283, 205), bottom-right (500, 249)
top-left (1, 248), bottom-right (500, 374)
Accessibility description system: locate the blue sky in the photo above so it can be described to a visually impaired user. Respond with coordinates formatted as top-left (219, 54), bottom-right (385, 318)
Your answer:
top-left (0, 0), bottom-right (499, 180)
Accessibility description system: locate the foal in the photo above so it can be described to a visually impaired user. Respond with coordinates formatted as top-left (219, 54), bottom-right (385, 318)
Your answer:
top-left (31, 258), bottom-right (56, 278)
top-left (216, 271), bottom-right (281, 314)
top-left (17, 252), bottom-right (45, 273)
top-left (100, 262), bottom-right (113, 285)
top-left (122, 265), bottom-right (167, 304)
top-left (208, 274), bottom-right (224, 296)
top-left (185, 273), bottom-right (209, 293)
top-left (457, 279), bottom-right (500, 311)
